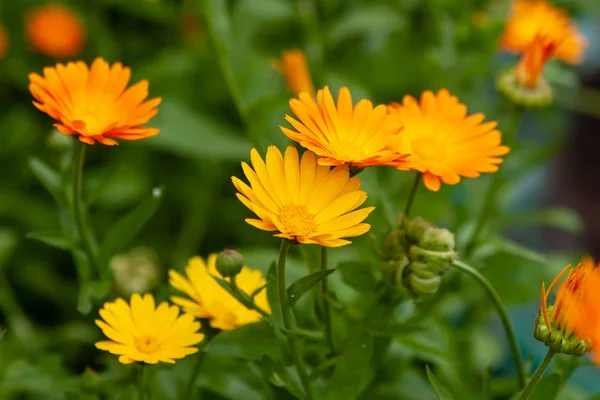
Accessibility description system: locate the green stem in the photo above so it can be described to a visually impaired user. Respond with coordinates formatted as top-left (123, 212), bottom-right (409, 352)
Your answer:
top-left (229, 276), bottom-right (269, 317)
top-left (72, 141), bottom-right (101, 278)
top-left (517, 349), bottom-right (555, 400)
top-left (464, 108), bottom-right (523, 257)
top-left (319, 246), bottom-right (335, 355)
top-left (403, 172), bottom-right (421, 218)
top-left (184, 322), bottom-right (218, 400)
top-left (452, 260), bottom-right (526, 389)
top-left (138, 364), bottom-right (147, 400)
top-left (277, 240), bottom-right (315, 399)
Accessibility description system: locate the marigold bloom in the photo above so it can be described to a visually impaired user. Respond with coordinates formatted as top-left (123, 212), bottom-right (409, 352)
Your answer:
top-left (233, 146), bottom-right (375, 247)
top-left (29, 57), bottom-right (161, 145)
top-left (551, 258), bottom-right (600, 362)
top-left (0, 25), bottom-right (8, 59)
top-left (515, 34), bottom-right (557, 88)
top-left (272, 49), bottom-right (315, 96)
top-left (500, 0), bottom-right (586, 65)
top-left (169, 254), bottom-right (270, 331)
top-left (95, 293), bottom-right (203, 364)
top-left (282, 86), bottom-right (409, 169)
top-left (388, 90), bottom-right (509, 192)
top-left (25, 4), bottom-right (86, 59)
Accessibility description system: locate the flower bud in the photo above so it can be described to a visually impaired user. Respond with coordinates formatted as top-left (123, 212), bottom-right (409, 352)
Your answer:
top-left (110, 247), bottom-right (161, 296)
top-left (383, 229), bottom-right (409, 258)
top-left (381, 255), bottom-right (409, 289)
top-left (534, 306), bottom-right (589, 356)
top-left (496, 69), bottom-right (553, 109)
top-left (216, 249), bottom-right (244, 278)
top-left (403, 217), bottom-right (434, 244)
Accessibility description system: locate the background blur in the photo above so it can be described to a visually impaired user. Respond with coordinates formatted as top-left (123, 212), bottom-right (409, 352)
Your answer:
top-left (1, 0), bottom-right (600, 399)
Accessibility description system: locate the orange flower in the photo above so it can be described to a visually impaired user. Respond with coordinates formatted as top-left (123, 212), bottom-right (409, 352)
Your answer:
top-left (388, 90), bottom-right (509, 192)
top-left (25, 4), bottom-right (86, 59)
top-left (29, 58), bottom-right (161, 145)
top-left (0, 25), bottom-right (8, 59)
top-left (500, 0), bottom-right (586, 65)
top-left (282, 86), bottom-right (409, 169)
top-left (515, 34), bottom-right (557, 88)
top-left (272, 49), bottom-right (315, 96)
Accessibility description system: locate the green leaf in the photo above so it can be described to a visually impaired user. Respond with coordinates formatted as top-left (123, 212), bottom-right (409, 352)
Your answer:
top-left (425, 366), bottom-right (454, 400)
top-left (97, 186), bottom-right (164, 267)
top-left (287, 269), bottom-right (337, 308)
top-left (260, 356), bottom-right (305, 399)
top-left (501, 208), bottom-right (583, 234)
top-left (364, 320), bottom-right (427, 337)
top-left (324, 334), bottom-right (373, 400)
top-left (145, 100), bottom-right (251, 160)
top-left (77, 280), bottom-right (111, 315)
top-left (310, 349), bottom-right (364, 381)
top-left (205, 321), bottom-right (282, 361)
top-left (26, 231), bottom-right (72, 251)
top-left (528, 373), bottom-right (561, 400)
top-left (29, 158), bottom-right (65, 205)
top-left (338, 261), bottom-right (379, 291)
top-left (266, 262), bottom-right (285, 339)
top-left (490, 236), bottom-right (550, 264)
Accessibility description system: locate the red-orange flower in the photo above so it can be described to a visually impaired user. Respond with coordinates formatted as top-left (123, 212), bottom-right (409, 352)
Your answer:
top-left (0, 25), bottom-right (8, 59)
top-left (515, 34), bottom-right (557, 88)
top-left (500, 0), bottom-right (586, 65)
top-left (25, 4), bottom-right (86, 59)
top-left (272, 49), bottom-right (315, 96)
top-left (29, 58), bottom-right (161, 145)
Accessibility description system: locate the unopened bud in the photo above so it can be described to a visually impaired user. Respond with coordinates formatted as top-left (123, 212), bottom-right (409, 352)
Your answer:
top-left (383, 229), bottom-right (409, 258)
top-left (533, 306), bottom-right (589, 356)
top-left (111, 247), bottom-right (161, 296)
top-left (216, 249), bottom-right (244, 278)
top-left (404, 217), bottom-right (433, 244)
top-left (496, 69), bottom-right (552, 109)
top-left (381, 255), bottom-right (409, 289)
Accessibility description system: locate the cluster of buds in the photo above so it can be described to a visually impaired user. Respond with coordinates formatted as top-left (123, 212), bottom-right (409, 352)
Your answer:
top-left (381, 217), bottom-right (458, 301)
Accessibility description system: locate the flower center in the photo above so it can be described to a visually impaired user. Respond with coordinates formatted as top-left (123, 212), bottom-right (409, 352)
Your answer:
top-left (134, 335), bottom-right (161, 354)
top-left (279, 205), bottom-right (316, 237)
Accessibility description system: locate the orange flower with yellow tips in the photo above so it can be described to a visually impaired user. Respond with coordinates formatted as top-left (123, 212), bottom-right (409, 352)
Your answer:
top-left (387, 90), bottom-right (509, 192)
top-left (29, 57), bottom-right (161, 145)
top-left (25, 4), bottom-right (86, 59)
top-left (282, 86), bottom-right (409, 169)
top-left (0, 24), bottom-right (8, 59)
top-left (272, 49), bottom-right (315, 96)
top-left (232, 146), bottom-right (374, 247)
top-left (500, 0), bottom-right (586, 65)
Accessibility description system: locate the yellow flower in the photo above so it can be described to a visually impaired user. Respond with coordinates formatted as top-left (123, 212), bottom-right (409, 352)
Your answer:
top-left (95, 293), bottom-right (203, 364)
top-left (281, 86), bottom-right (409, 169)
top-left (499, 0), bottom-right (586, 65)
top-left (29, 57), bottom-right (161, 145)
top-left (25, 4), bottom-right (86, 59)
top-left (272, 49), bottom-right (315, 96)
top-left (387, 90), bottom-right (509, 192)
top-left (169, 254), bottom-right (270, 331)
top-left (232, 145), bottom-right (375, 247)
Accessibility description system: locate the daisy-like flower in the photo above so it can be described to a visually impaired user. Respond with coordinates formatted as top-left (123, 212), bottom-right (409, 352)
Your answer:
top-left (25, 4), bottom-right (86, 59)
top-left (169, 254), bottom-right (270, 331)
top-left (232, 145), bottom-right (375, 247)
top-left (29, 57), bottom-right (161, 145)
top-left (272, 49), bottom-right (315, 96)
top-left (281, 86), bottom-right (409, 169)
top-left (500, 0), bottom-right (586, 65)
top-left (95, 293), bottom-right (204, 364)
top-left (0, 24), bottom-right (8, 59)
top-left (387, 89), bottom-right (509, 192)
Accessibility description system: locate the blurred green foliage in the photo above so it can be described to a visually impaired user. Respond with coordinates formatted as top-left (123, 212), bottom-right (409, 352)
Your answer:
top-left (0, 0), bottom-right (598, 399)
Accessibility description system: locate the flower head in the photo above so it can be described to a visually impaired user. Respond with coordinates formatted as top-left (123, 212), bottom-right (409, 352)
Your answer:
top-left (0, 24), bottom-right (8, 59)
top-left (29, 57), bottom-right (161, 145)
top-left (500, 0), bottom-right (586, 65)
top-left (95, 293), bottom-right (203, 364)
top-left (233, 146), bottom-right (375, 247)
top-left (169, 254), bottom-right (270, 331)
top-left (387, 90), bottom-right (509, 192)
top-left (281, 86), bottom-right (409, 169)
top-left (25, 4), bottom-right (86, 59)
top-left (272, 49), bottom-right (315, 96)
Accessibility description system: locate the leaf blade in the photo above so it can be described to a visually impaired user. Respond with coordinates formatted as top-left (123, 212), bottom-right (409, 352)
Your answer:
top-left (287, 269), bottom-right (337, 308)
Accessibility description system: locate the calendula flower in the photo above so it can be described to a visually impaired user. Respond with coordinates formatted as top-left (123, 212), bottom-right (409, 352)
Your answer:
top-left (515, 34), bottom-right (557, 88)
top-left (232, 145), bottom-right (375, 247)
top-left (281, 86), bottom-right (409, 169)
top-left (272, 49), bottom-right (315, 96)
top-left (0, 25), bottom-right (8, 59)
top-left (534, 259), bottom-right (594, 356)
top-left (25, 4), bottom-right (86, 59)
top-left (169, 254), bottom-right (270, 331)
top-left (500, 0), bottom-right (586, 65)
top-left (387, 90), bottom-right (509, 192)
top-left (29, 57), bottom-right (161, 145)
top-left (95, 293), bottom-right (204, 364)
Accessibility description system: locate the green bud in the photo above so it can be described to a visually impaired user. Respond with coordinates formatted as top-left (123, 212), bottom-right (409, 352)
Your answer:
top-left (383, 229), bottom-right (409, 258)
top-left (533, 306), bottom-right (590, 356)
top-left (496, 69), bottom-right (553, 109)
top-left (111, 248), bottom-right (161, 296)
top-left (419, 228), bottom-right (455, 252)
top-left (403, 217), bottom-right (433, 244)
top-left (381, 255), bottom-right (409, 288)
top-left (407, 273), bottom-right (441, 298)
top-left (216, 249), bottom-right (245, 278)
